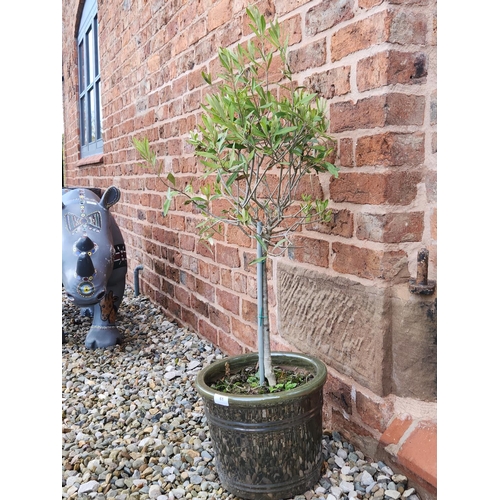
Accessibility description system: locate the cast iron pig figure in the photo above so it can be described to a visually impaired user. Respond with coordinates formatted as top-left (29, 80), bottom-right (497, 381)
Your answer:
top-left (62, 187), bottom-right (127, 348)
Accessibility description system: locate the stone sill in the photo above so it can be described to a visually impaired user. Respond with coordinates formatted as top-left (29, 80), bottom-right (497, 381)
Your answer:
top-left (76, 154), bottom-right (104, 167)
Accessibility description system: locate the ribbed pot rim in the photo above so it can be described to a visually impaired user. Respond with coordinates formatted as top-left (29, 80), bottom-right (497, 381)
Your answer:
top-left (195, 351), bottom-right (327, 407)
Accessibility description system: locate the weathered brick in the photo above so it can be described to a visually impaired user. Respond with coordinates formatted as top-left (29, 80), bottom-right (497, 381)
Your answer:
top-left (215, 243), bottom-right (241, 268)
top-left (329, 170), bottom-right (422, 206)
top-left (355, 132), bottom-right (425, 167)
top-left (305, 0), bottom-right (354, 37)
top-left (198, 318), bottom-right (218, 346)
top-left (356, 212), bottom-right (424, 243)
top-left (289, 39), bottom-right (327, 73)
top-left (209, 305), bottom-right (231, 333)
top-left (230, 317), bottom-right (258, 350)
top-left (356, 391), bottom-right (394, 433)
top-left (338, 138), bottom-right (354, 167)
top-left (331, 11), bottom-right (390, 62)
top-left (388, 8), bottom-right (427, 45)
top-left (195, 278), bottom-right (215, 302)
top-left (218, 331), bottom-right (244, 356)
top-left (357, 50), bottom-right (427, 92)
top-left (304, 66), bottom-right (351, 99)
top-left (331, 242), bottom-right (408, 281)
top-left (288, 235), bottom-right (330, 267)
top-left (309, 209), bottom-right (354, 238)
top-left (207, 0), bottom-right (233, 32)
top-left (216, 288), bottom-right (240, 315)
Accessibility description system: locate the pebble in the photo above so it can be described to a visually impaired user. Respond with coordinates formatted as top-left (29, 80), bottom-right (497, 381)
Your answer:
top-left (62, 286), bottom-right (423, 500)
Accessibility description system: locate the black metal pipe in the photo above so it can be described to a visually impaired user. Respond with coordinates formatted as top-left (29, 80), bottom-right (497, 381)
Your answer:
top-left (134, 265), bottom-right (143, 296)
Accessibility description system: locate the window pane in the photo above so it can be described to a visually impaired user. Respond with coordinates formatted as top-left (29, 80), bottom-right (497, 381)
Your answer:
top-left (87, 26), bottom-right (94, 83)
top-left (94, 16), bottom-right (100, 76)
top-left (89, 87), bottom-right (96, 142)
top-left (80, 95), bottom-right (87, 145)
top-left (95, 81), bottom-right (102, 139)
top-left (79, 41), bottom-right (86, 90)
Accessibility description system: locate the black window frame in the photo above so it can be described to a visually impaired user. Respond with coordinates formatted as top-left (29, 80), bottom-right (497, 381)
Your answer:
top-left (77, 0), bottom-right (103, 158)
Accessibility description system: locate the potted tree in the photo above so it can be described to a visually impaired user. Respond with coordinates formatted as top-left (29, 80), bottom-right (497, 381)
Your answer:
top-left (134, 6), bottom-right (338, 499)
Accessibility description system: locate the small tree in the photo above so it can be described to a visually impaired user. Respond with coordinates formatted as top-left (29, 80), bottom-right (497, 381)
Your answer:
top-left (134, 6), bottom-right (338, 386)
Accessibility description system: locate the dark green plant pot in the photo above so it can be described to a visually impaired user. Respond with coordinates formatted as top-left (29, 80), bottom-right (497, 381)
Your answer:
top-left (195, 351), bottom-right (327, 500)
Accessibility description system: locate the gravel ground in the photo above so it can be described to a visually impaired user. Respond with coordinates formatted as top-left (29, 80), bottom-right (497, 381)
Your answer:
top-left (62, 286), bottom-right (421, 500)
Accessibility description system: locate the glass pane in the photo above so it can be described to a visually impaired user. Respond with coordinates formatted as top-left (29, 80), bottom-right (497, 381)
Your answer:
top-left (89, 87), bottom-right (96, 142)
top-left (87, 26), bottom-right (95, 83)
top-left (94, 16), bottom-right (100, 76)
top-left (79, 41), bottom-right (85, 90)
top-left (95, 81), bottom-right (102, 139)
top-left (80, 95), bottom-right (87, 145)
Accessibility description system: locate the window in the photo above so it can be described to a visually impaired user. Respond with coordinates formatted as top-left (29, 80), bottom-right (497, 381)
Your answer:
top-left (77, 0), bottom-right (102, 158)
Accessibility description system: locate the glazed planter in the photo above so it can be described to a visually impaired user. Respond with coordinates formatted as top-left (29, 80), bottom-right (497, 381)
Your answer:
top-left (195, 352), bottom-right (327, 500)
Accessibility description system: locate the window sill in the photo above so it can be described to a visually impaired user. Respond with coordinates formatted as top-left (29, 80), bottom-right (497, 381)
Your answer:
top-left (76, 154), bottom-right (104, 167)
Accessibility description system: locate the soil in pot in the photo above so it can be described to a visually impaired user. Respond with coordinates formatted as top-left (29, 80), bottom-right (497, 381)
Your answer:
top-left (210, 362), bottom-right (314, 395)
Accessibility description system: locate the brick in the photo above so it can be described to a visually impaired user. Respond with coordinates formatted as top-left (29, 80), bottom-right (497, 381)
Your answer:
top-left (398, 420), bottom-right (437, 489)
top-left (241, 298), bottom-right (257, 323)
top-left (357, 50), bottom-right (428, 92)
top-left (388, 8), bottom-right (427, 45)
top-left (208, 0), bottom-right (233, 32)
top-left (218, 331), bottom-right (244, 356)
top-left (356, 212), bottom-right (424, 243)
top-left (338, 138), bottom-right (354, 167)
top-left (216, 288), bottom-right (240, 315)
top-left (208, 305), bottom-right (231, 333)
top-left (430, 207), bottom-right (437, 240)
top-left (323, 374), bottom-right (353, 416)
top-left (305, 0), bottom-right (354, 37)
top-left (309, 209), bottom-right (354, 238)
top-left (331, 11), bottom-right (390, 62)
top-left (356, 391), bottom-right (394, 433)
top-left (331, 242), bottom-right (408, 281)
top-left (355, 132), bottom-right (425, 167)
top-left (226, 225), bottom-right (252, 247)
top-left (198, 318), bottom-right (218, 345)
top-left (331, 96), bottom-right (387, 132)
top-left (215, 243), bottom-right (241, 268)
top-left (304, 66), bottom-right (351, 99)
top-left (195, 278), bottom-right (215, 302)
top-left (288, 235), bottom-right (330, 267)
top-left (329, 170), bottom-right (422, 206)
top-left (230, 317), bottom-right (258, 350)
top-left (289, 39), bottom-right (327, 73)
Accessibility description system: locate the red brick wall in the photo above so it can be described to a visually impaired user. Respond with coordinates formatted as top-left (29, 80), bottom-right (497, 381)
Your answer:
top-left (63, 0), bottom-right (437, 488)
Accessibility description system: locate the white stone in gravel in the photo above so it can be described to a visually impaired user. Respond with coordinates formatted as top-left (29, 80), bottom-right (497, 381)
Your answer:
top-left (326, 495), bottom-right (337, 500)
top-left (385, 491), bottom-right (401, 499)
top-left (149, 484), bottom-right (162, 499)
top-left (334, 456), bottom-right (345, 468)
top-left (337, 449), bottom-right (348, 459)
top-left (164, 370), bottom-right (182, 380)
top-left (361, 470), bottom-right (375, 486)
top-left (78, 480), bottom-right (99, 494)
top-left (403, 489), bottom-right (416, 498)
top-left (187, 360), bottom-right (201, 370)
top-left (330, 486), bottom-right (342, 498)
top-left (381, 465), bottom-right (394, 475)
top-left (340, 480), bottom-right (354, 493)
top-left (171, 488), bottom-right (185, 499)
top-left (66, 475), bottom-right (80, 487)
